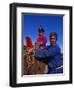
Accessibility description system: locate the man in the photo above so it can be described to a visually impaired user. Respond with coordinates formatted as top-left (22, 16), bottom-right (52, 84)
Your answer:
top-left (35, 32), bottom-right (63, 74)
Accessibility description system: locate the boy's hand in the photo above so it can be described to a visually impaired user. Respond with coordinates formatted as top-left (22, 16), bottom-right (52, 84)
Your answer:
top-left (40, 46), bottom-right (44, 50)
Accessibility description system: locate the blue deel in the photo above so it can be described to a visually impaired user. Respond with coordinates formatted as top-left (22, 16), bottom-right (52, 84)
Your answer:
top-left (35, 44), bottom-right (63, 74)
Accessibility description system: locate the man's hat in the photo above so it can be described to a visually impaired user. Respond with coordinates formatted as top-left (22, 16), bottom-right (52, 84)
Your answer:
top-left (50, 32), bottom-right (57, 40)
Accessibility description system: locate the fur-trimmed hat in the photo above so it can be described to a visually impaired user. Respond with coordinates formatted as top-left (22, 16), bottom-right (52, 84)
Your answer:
top-left (38, 26), bottom-right (45, 33)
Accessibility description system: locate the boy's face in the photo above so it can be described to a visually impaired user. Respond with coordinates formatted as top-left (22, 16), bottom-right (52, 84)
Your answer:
top-left (39, 32), bottom-right (44, 36)
top-left (50, 36), bottom-right (57, 45)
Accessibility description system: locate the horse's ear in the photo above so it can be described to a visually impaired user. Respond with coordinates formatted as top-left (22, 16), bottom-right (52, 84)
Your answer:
top-left (26, 36), bottom-right (33, 48)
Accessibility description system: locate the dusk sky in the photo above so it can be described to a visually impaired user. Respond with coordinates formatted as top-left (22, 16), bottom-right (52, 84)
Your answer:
top-left (22, 14), bottom-right (63, 52)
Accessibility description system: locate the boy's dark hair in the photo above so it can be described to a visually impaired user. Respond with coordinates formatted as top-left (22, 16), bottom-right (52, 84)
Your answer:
top-left (38, 26), bottom-right (45, 33)
top-left (50, 32), bottom-right (57, 40)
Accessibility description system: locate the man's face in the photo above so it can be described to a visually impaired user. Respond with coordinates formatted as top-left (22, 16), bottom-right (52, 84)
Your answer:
top-left (50, 36), bottom-right (57, 45)
top-left (39, 32), bottom-right (44, 36)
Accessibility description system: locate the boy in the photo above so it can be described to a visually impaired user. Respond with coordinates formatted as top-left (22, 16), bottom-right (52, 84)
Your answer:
top-left (35, 26), bottom-right (47, 50)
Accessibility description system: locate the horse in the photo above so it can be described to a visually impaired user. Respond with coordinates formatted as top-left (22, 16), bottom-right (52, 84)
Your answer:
top-left (22, 36), bottom-right (48, 75)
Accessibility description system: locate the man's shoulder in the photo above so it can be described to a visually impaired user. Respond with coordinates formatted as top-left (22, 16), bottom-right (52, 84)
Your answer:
top-left (46, 44), bottom-right (60, 49)
top-left (55, 44), bottom-right (60, 49)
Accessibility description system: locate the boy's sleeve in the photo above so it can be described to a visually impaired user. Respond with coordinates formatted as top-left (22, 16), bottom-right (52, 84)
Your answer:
top-left (37, 37), bottom-right (40, 43)
top-left (43, 37), bottom-right (47, 45)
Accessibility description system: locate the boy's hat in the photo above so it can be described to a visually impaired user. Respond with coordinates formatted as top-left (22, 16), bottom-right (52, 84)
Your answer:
top-left (38, 26), bottom-right (45, 32)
